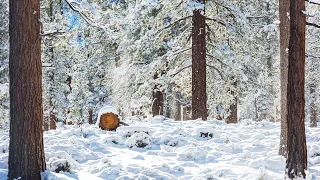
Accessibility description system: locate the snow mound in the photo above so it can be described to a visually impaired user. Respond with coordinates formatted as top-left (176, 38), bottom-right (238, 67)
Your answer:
top-left (125, 132), bottom-right (152, 149)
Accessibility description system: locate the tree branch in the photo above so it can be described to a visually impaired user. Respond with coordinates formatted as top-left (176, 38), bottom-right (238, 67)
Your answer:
top-left (306, 22), bottom-right (320, 28)
top-left (205, 17), bottom-right (227, 26)
top-left (206, 64), bottom-right (224, 79)
top-left (40, 31), bottom-right (66, 37)
top-left (64, 0), bottom-right (98, 27)
top-left (171, 65), bottom-right (192, 77)
top-left (206, 54), bottom-right (229, 67)
top-left (306, 0), bottom-right (320, 5)
top-left (156, 16), bottom-right (192, 35)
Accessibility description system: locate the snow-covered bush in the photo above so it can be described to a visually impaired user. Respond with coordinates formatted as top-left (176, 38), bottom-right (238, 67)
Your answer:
top-left (125, 132), bottom-right (152, 148)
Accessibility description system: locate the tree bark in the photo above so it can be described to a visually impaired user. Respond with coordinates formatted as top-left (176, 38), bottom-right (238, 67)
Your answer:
top-left (8, 0), bottom-right (46, 178)
top-left (309, 85), bottom-right (317, 127)
top-left (88, 109), bottom-right (93, 124)
top-left (286, 0), bottom-right (307, 178)
top-left (226, 98), bottom-right (237, 124)
top-left (226, 79), bottom-right (237, 124)
top-left (192, 0), bottom-right (207, 120)
top-left (152, 72), bottom-right (164, 116)
top-left (50, 113), bottom-right (57, 130)
top-left (279, 0), bottom-right (290, 157)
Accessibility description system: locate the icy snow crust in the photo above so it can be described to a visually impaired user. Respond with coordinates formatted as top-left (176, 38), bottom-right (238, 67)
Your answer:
top-left (0, 120), bottom-right (320, 179)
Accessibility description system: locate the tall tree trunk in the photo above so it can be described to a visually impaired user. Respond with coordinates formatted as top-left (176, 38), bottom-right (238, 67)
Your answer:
top-left (286, 0), bottom-right (307, 178)
top-left (8, 0), bottom-right (46, 178)
top-left (310, 85), bottom-right (317, 127)
top-left (192, 0), bottom-right (207, 120)
top-left (279, 0), bottom-right (290, 157)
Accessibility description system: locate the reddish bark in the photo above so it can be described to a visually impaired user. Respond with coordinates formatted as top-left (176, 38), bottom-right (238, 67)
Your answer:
top-left (286, 0), bottom-right (307, 178)
top-left (8, 0), bottom-right (46, 178)
top-left (279, 0), bottom-right (290, 157)
top-left (192, 0), bottom-right (207, 120)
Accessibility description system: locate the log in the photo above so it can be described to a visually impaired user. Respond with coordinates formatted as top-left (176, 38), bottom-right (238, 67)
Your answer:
top-left (99, 112), bottom-right (120, 131)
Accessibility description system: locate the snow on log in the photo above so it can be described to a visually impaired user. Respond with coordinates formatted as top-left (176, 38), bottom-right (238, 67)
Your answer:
top-left (96, 106), bottom-right (120, 131)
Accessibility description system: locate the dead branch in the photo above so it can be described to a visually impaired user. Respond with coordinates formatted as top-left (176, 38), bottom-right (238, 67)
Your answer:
top-left (306, 22), bottom-right (320, 28)
top-left (206, 64), bottom-right (224, 79)
top-left (205, 17), bottom-right (227, 26)
top-left (156, 16), bottom-right (192, 35)
top-left (171, 65), bottom-right (192, 77)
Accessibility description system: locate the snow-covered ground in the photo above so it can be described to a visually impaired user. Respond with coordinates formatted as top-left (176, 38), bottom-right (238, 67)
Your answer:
top-left (0, 118), bottom-right (319, 180)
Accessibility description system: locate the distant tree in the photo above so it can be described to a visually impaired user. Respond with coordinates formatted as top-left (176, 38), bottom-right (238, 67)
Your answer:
top-left (192, 0), bottom-right (207, 120)
top-left (279, 0), bottom-right (290, 157)
top-left (286, 0), bottom-right (307, 178)
top-left (8, 0), bottom-right (46, 178)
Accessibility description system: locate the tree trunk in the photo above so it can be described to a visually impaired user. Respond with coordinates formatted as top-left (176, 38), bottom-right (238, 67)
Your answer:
top-left (286, 0), bottom-right (307, 178)
top-left (88, 109), bottom-right (93, 124)
top-left (50, 113), bottom-right (57, 130)
top-left (192, 0), bottom-right (207, 120)
top-left (310, 85), bottom-right (317, 127)
top-left (152, 72), bottom-right (164, 116)
top-left (8, 0), bottom-right (46, 178)
top-left (226, 98), bottom-right (237, 124)
top-left (279, 0), bottom-right (290, 157)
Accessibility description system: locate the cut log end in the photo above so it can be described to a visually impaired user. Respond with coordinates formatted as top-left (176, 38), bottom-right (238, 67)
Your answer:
top-left (100, 112), bottom-right (120, 131)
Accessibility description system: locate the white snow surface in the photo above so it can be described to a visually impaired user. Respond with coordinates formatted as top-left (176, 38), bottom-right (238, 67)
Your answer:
top-left (0, 120), bottom-right (320, 179)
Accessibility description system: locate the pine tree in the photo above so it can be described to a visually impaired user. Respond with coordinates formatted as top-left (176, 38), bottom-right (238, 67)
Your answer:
top-left (8, 0), bottom-right (46, 178)
top-left (286, 0), bottom-right (307, 178)
top-left (192, 0), bottom-right (207, 120)
top-left (279, 0), bottom-right (290, 157)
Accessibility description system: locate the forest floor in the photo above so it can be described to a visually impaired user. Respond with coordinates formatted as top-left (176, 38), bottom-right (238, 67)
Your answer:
top-left (0, 118), bottom-right (319, 179)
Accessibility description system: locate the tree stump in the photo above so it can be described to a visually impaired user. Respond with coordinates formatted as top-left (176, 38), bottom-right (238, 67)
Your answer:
top-left (99, 112), bottom-right (120, 131)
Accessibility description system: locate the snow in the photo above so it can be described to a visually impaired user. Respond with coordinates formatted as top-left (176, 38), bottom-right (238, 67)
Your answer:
top-left (310, 0), bottom-right (320, 4)
top-left (0, 120), bottom-right (319, 179)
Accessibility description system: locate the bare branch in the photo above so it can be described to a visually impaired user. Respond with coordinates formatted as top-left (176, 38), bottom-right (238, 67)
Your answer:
top-left (40, 31), bottom-right (66, 37)
top-left (156, 16), bottom-right (192, 35)
top-left (206, 54), bottom-right (229, 67)
top-left (306, 22), bottom-right (320, 28)
top-left (306, 54), bottom-right (320, 59)
top-left (171, 65), bottom-right (192, 77)
top-left (64, 0), bottom-right (98, 27)
top-left (206, 64), bottom-right (224, 79)
top-left (305, 0), bottom-right (320, 5)
top-left (205, 17), bottom-right (227, 26)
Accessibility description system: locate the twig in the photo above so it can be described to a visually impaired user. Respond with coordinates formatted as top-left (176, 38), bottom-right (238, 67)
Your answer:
top-left (206, 64), bottom-right (224, 79)
top-left (171, 65), bottom-right (192, 77)
top-left (306, 22), bottom-right (320, 28)
top-left (156, 16), bottom-right (192, 35)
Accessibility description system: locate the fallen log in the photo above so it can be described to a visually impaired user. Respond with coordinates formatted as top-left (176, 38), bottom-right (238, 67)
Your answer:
top-left (97, 106), bottom-right (129, 130)
top-left (99, 112), bottom-right (120, 131)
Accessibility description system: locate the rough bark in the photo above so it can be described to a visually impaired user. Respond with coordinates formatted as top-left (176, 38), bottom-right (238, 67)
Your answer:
top-left (279, 0), bottom-right (290, 157)
top-left (286, 0), bottom-right (307, 178)
top-left (152, 72), bottom-right (164, 116)
top-left (309, 85), bottom-right (317, 127)
top-left (88, 109), bottom-right (93, 124)
top-left (50, 113), bottom-right (57, 130)
top-left (8, 0), bottom-right (46, 178)
top-left (192, 0), bottom-right (207, 120)
top-left (226, 98), bottom-right (237, 124)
